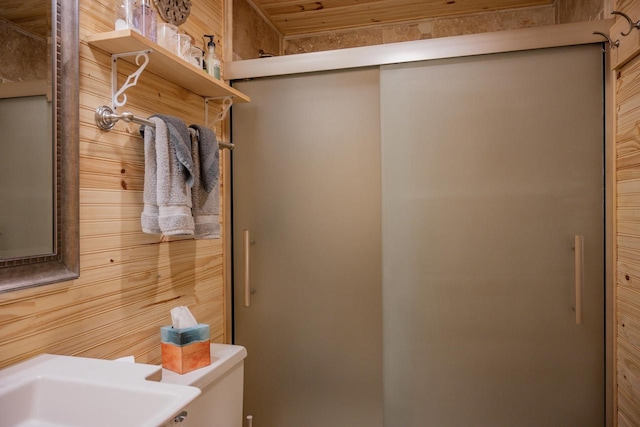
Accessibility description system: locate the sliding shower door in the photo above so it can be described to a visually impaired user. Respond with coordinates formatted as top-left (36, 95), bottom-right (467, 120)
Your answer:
top-left (232, 43), bottom-right (604, 427)
top-left (232, 69), bottom-right (383, 427)
top-left (381, 45), bottom-right (604, 426)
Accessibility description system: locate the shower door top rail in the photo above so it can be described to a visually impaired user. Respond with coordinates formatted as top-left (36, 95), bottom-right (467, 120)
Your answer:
top-left (226, 20), bottom-right (612, 81)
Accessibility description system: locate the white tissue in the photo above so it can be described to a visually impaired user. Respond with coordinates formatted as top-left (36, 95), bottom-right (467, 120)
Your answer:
top-left (113, 355), bottom-right (135, 363)
top-left (171, 306), bottom-right (198, 329)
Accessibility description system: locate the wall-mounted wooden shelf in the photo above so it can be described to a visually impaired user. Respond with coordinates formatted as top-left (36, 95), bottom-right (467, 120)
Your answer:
top-left (87, 29), bottom-right (250, 103)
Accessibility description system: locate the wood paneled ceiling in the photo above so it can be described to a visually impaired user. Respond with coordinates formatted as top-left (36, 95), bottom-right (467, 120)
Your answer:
top-left (249, 0), bottom-right (556, 36)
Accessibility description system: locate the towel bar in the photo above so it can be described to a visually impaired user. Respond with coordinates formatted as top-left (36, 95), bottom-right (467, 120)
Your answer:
top-left (94, 105), bottom-right (234, 150)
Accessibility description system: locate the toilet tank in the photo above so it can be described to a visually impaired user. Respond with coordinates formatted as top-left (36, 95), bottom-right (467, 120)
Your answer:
top-left (161, 343), bottom-right (247, 427)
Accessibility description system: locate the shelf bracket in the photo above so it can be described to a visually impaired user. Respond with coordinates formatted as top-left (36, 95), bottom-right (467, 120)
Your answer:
top-left (111, 50), bottom-right (152, 110)
top-left (204, 96), bottom-right (234, 127)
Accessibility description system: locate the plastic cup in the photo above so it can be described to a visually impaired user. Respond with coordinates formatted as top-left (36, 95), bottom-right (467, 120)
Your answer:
top-left (157, 23), bottom-right (178, 52)
top-left (176, 33), bottom-right (191, 61)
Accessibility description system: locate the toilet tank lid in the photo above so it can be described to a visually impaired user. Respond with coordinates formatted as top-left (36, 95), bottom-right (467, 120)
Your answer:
top-left (161, 343), bottom-right (247, 389)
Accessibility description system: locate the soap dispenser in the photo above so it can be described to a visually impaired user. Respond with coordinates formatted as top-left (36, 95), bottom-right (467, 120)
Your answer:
top-left (204, 35), bottom-right (221, 80)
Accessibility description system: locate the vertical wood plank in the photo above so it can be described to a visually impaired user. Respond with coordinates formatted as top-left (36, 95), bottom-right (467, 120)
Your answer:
top-left (0, 0), bottom-right (227, 368)
top-left (617, 52), bottom-right (640, 426)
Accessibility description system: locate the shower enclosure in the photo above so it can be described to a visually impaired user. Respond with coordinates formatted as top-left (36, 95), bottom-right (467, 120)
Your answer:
top-left (231, 25), bottom-right (608, 427)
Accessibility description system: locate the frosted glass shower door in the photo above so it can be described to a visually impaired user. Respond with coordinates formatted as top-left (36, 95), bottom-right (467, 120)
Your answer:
top-left (232, 69), bottom-right (383, 427)
top-left (381, 45), bottom-right (604, 426)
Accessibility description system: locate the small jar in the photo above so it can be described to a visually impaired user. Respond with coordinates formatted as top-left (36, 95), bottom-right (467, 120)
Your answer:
top-left (176, 32), bottom-right (191, 61)
top-left (134, 0), bottom-right (157, 42)
top-left (157, 23), bottom-right (178, 51)
top-left (190, 46), bottom-right (204, 69)
top-left (115, 0), bottom-right (137, 31)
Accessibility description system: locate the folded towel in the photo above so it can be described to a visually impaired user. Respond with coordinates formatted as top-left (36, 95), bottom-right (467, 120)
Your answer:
top-left (151, 114), bottom-right (194, 187)
top-left (140, 120), bottom-right (161, 234)
top-left (148, 117), bottom-right (194, 236)
top-left (189, 126), bottom-right (220, 239)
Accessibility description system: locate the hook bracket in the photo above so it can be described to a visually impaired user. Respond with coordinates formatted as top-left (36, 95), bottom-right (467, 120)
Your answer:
top-left (592, 31), bottom-right (620, 52)
top-left (612, 10), bottom-right (640, 37)
top-left (204, 96), bottom-right (234, 127)
top-left (111, 50), bottom-right (152, 110)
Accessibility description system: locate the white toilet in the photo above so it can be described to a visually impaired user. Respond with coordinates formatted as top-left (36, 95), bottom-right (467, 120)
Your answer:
top-left (161, 343), bottom-right (247, 427)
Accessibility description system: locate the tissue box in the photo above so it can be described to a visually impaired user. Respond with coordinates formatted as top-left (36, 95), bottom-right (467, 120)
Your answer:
top-left (161, 324), bottom-right (211, 374)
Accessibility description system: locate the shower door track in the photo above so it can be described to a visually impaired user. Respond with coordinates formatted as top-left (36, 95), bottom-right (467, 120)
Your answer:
top-left (226, 21), bottom-right (612, 80)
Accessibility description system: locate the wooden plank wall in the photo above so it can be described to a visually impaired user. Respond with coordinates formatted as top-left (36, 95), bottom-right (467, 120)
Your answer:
top-left (616, 37), bottom-right (640, 427)
top-left (614, 1), bottom-right (640, 424)
top-left (0, 0), bottom-right (228, 369)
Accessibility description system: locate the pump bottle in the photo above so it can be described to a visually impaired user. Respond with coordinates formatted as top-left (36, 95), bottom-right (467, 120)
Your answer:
top-left (204, 35), bottom-right (221, 80)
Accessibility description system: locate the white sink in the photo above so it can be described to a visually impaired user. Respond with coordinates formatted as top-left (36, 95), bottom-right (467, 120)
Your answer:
top-left (0, 354), bottom-right (200, 427)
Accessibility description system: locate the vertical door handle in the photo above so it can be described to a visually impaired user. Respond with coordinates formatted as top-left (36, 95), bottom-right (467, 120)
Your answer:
top-left (574, 235), bottom-right (584, 325)
top-left (243, 229), bottom-right (251, 307)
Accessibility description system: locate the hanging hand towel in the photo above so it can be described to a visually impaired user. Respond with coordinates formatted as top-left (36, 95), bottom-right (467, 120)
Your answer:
top-left (140, 118), bottom-right (162, 234)
top-left (188, 125), bottom-right (220, 239)
top-left (153, 116), bottom-right (194, 235)
top-left (151, 114), bottom-right (194, 186)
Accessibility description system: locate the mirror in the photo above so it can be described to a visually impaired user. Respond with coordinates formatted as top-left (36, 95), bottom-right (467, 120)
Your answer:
top-left (0, 0), bottom-right (79, 292)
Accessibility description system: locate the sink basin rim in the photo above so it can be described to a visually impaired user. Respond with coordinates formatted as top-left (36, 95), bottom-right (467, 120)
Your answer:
top-left (0, 354), bottom-right (200, 427)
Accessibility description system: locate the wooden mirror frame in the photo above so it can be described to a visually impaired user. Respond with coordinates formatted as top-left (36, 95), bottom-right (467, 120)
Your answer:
top-left (0, 0), bottom-right (79, 292)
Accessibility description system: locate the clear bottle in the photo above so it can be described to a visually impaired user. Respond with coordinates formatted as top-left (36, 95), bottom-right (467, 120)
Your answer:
top-left (115, 0), bottom-right (137, 31)
top-left (204, 35), bottom-right (221, 80)
top-left (135, 0), bottom-right (157, 42)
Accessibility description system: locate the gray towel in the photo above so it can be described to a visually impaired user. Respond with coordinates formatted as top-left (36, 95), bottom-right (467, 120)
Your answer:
top-left (189, 126), bottom-right (220, 239)
top-left (141, 117), bottom-right (194, 236)
top-left (140, 120), bottom-right (161, 234)
top-left (151, 114), bottom-right (194, 187)
top-left (188, 124), bottom-right (219, 192)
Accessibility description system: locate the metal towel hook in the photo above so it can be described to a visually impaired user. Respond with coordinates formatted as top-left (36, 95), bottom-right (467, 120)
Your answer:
top-left (612, 10), bottom-right (640, 36)
top-left (592, 31), bottom-right (619, 52)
